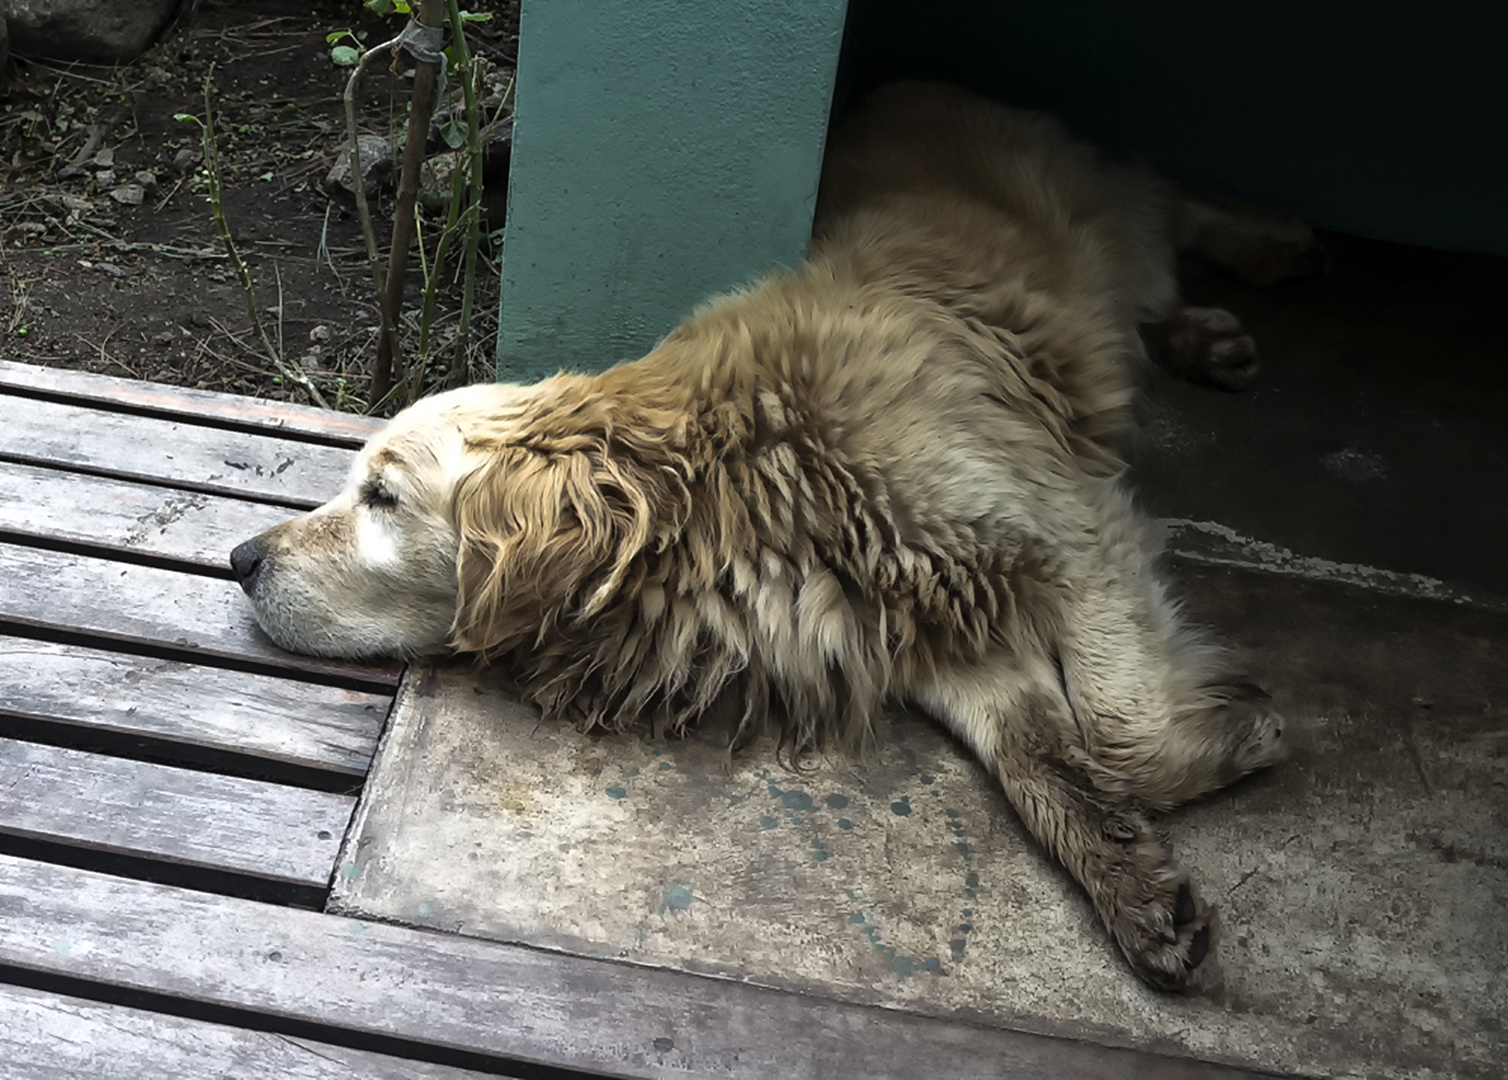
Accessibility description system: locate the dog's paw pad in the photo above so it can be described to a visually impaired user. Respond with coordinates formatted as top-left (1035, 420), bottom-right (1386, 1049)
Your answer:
top-left (1202, 332), bottom-right (1259, 390)
top-left (1116, 874), bottom-right (1218, 990)
top-left (1147, 306), bottom-right (1261, 391)
top-left (1186, 922), bottom-right (1212, 970)
top-left (1173, 881), bottom-right (1198, 926)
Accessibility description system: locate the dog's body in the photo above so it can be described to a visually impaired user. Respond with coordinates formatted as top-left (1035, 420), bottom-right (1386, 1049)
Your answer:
top-left (233, 84), bottom-right (1296, 988)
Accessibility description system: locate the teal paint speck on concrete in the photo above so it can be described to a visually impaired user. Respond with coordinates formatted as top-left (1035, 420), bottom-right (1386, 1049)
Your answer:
top-left (498, 0), bottom-right (849, 382)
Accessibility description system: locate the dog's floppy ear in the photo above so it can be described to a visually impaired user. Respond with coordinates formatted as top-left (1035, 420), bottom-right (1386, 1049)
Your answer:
top-left (450, 410), bottom-right (690, 657)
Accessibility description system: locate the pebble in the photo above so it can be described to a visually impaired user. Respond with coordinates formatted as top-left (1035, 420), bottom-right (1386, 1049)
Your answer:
top-left (79, 261), bottom-right (127, 277)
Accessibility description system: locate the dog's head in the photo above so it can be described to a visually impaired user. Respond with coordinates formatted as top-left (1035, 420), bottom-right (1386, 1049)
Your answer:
top-left (230, 376), bottom-right (692, 660)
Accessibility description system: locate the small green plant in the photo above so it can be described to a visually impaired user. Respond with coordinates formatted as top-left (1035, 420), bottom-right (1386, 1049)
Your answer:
top-left (176, 69), bottom-right (331, 409)
top-left (337, 0), bottom-right (499, 409)
top-left (326, 29), bottom-right (362, 68)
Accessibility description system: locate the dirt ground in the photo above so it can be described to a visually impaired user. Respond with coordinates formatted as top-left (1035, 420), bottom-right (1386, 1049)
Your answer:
top-left (0, 0), bottom-right (519, 413)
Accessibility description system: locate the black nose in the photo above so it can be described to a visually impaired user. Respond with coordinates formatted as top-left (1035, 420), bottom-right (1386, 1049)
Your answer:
top-left (229, 539), bottom-right (265, 594)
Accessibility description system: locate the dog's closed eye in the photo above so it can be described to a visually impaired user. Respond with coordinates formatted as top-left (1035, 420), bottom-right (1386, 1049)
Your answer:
top-left (360, 480), bottom-right (400, 510)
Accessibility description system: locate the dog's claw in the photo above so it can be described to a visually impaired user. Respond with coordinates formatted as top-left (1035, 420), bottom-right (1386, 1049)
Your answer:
top-left (1174, 882), bottom-right (1198, 926)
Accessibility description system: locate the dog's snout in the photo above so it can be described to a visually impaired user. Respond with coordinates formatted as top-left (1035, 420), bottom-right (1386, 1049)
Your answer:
top-left (229, 539), bottom-right (267, 594)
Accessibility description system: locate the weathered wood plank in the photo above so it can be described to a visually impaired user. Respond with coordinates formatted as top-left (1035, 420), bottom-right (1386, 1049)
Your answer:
top-left (0, 639), bottom-right (385, 776)
top-left (0, 854), bottom-right (1265, 1080)
top-left (0, 360), bottom-right (384, 446)
top-left (0, 983), bottom-right (496, 1080)
top-left (0, 461), bottom-right (297, 571)
top-left (0, 740), bottom-right (354, 886)
top-left (0, 397), bottom-right (354, 508)
top-left (0, 543), bottom-right (401, 687)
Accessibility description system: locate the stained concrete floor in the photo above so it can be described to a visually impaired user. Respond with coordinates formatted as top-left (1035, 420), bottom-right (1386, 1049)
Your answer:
top-left (332, 235), bottom-right (1507, 1080)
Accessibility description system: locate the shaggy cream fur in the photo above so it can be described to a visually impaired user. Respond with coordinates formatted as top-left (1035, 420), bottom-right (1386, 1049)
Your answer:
top-left (232, 83), bottom-right (1296, 988)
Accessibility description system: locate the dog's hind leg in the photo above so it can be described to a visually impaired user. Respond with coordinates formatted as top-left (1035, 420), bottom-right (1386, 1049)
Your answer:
top-left (1177, 193), bottom-right (1327, 288)
top-left (911, 650), bottom-right (1215, 989)
top-left (1053, 484), bottom-right (1287, 810)
top-left (1137, 194), bottom-right (1323, 390)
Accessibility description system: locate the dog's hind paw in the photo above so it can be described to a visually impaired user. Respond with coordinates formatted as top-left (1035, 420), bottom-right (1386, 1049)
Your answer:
top-left (1144, 306), bottom-right (1260, 391)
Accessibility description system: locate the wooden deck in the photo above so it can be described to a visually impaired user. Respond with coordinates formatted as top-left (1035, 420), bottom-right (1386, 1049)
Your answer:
top-left (0, 359), bottom-right (1279, 1078)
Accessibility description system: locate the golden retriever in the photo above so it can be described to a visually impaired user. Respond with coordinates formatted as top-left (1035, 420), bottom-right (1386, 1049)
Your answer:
top-left (232, 83), bottom-right (1303, 989)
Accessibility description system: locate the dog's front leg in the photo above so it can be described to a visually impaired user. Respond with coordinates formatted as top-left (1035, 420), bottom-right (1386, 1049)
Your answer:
top-left (911, 654), bottom-right (1216, 989)
top-left (990, 733), bottom-right (1216, 990)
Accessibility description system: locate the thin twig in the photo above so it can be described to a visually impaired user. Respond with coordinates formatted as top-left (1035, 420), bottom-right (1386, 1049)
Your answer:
top-left (6, 280), bottom-right (35, 334)
top-left (195, 67), bottom-right (331, 410)
top-left (317, 201), bottom-right (345, 286)
top-left (153, 176), bottom-right (187, 212)
top-left (416, 155), bottom-right (467, 359)
top-left (378, 0), bottom-right (448, 406)
top-left (341, 33), bottom-right (404, 403)
top-left (64, 122), bottom-right (107, 168)
top-left (51, 214), bottom-right (223, 259)
top-left (274, 261), bottom-right (285, 360)
top-left (73, 327), bottom-right (121, 369)
top-left (450, 32), bottom-right (504, 385)
top-left (206, 315), bottom-right (356, 399)
top-left (19, 59), bottom-right (123, 87)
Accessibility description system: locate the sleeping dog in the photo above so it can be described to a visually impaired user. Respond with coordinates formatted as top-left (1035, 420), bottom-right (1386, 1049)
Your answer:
top-left (232, 83), bottom-right (1308, 988)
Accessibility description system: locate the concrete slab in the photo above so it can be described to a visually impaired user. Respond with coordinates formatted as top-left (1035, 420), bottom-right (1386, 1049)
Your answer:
top-left (332, 566), bottom-right (1505, 1080)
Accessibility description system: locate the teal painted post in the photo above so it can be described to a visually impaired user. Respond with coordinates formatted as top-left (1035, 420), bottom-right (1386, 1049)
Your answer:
top-left (496, 0), bottom-right (849, 382)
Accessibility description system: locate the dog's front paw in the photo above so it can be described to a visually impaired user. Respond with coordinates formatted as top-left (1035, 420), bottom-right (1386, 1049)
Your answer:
top-left (1145, 306), bottom-right (1259, 391)
top-left (1113, 874), bottom-right (1217, 991)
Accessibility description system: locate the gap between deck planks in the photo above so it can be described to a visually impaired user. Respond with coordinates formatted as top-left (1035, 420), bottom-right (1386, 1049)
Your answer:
top-left (0, 359), bottom-right (384, 446)
top-left (0, 395), bottom-right (356, 508)
top-left (0, 461), bottom-right (299, 572)
top-left (0, 740), bottom-right (353, 887)
top-left (0, 542), bottom-right (399, 688)
top-left (0, 854), bottom-right (1272, 1080)
top-left (0, 983), bottom-right (498, 1080)
top-left (0, 639), bottom-right (385, 776)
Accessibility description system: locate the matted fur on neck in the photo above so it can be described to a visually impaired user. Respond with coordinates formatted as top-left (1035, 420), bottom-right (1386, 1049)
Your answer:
top-left (451, 261), bottom-right (1099, 756)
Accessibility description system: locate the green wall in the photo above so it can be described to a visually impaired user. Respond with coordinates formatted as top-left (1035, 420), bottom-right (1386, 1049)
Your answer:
top-left (497, 0), bottom-right (848, 381)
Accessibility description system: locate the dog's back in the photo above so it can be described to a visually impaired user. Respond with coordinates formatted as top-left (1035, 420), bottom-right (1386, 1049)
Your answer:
top-left (813, 83), bottom-right (1184, 451)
